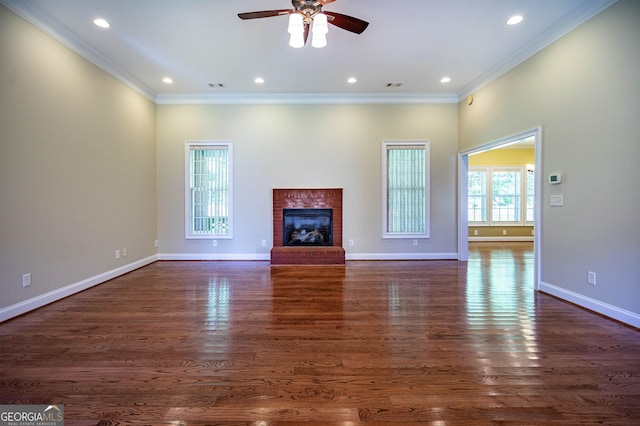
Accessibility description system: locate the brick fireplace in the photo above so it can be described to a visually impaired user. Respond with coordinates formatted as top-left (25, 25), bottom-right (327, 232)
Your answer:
top-left (271, 188), bottom-right (345, 264)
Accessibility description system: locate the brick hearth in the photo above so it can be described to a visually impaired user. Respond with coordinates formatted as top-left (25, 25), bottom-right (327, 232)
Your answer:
top-left (271, 188), bottom-right (345, 264)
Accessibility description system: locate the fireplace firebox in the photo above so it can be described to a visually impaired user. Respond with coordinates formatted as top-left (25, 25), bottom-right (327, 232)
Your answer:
top-left (283, 208), bottom-right (332, 246)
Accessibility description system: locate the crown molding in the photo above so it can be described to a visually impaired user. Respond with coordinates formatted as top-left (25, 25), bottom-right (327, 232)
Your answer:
top-left (155, 92), bottom-right (459, 105)
top-left (457, 0), bottom-right (618, 99)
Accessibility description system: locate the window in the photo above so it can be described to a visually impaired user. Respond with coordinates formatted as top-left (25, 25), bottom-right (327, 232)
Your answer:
top-left (468, 169), bottom-right (487, 222)
top-left (382, 141), bottom-right (430, 238)
top-left (185, 141), bottom-right (233, 239)
top-left (468, 166), bottom-right (533, 226)
top-left (491, 169), bottom-right (521, 222)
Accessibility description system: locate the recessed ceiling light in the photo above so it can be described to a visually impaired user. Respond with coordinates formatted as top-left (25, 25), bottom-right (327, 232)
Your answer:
top-left (93, 18), bottom-right (110, 28)
top-left (440, 76), bottom-right (452, 83)
top-left (506, 15), bottom-right (524, 26)
top-left (162, 77), bottom-right (173, 84)
top-left (254, 77), bottom-right (265, 84)
top-left (347, 77), bottom-right (357, 84)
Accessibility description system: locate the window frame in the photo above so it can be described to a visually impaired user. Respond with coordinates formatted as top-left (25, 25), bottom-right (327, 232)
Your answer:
top-left (184, 140), bottom-right (233, 240)
top-left (381, 140), bottom-right (431, 239)
top-left (468, 165), bottom-right (534, 226)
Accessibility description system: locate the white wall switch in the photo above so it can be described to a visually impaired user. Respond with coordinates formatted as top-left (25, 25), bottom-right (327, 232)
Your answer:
top-left (550, 195), bottom-right (564, 207)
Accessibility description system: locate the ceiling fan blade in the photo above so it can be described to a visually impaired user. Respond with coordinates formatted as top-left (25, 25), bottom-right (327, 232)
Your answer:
top-left (304, 23), bottom-right (310, 45)
top-left (318, 0), bottom-right (337, 5)
top-left (238, 9), bottom-right (294, 20)
top-left (324, 11), bottom-right (369, 34)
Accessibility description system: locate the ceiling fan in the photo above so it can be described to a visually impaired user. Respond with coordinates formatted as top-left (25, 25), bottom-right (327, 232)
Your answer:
top-left (238, 0), bottom-right (369, 48)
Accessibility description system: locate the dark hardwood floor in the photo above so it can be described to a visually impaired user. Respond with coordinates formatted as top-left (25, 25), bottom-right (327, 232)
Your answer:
top-left (1, 242), bottom-right (639, 425)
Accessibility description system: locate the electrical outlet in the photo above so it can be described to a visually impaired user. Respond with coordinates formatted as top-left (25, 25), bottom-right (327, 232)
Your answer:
top-left (474, 229), bottom-right (478, 236)
top-left (413, 239), bottom-right (418, 246)
top-left (587, 271), bottom-right (597, 286)
top-left (115, 250), bottom-right (121, 260)
top-left (502, 229), bottom-right (507, 236)
top-left (154, 239), bottom-right (158, 248)
top-left (261, 239), bottom-right (267, 247)
top-left (212, 240), bottom-right (217, 247)
top-left (22, 273), bottom-right (31, 288)
top-left (122, 248), bottom-right (127, 257)
top-left (349, 239), bottom-right (354, 246)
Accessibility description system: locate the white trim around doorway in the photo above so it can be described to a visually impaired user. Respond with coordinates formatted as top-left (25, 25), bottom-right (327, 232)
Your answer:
top-left (457, 127), bottom-right (542, 291)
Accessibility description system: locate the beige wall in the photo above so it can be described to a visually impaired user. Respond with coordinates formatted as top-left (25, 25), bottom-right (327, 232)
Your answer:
top-left (156, 103), bottom-right (459, 259)
top-left (459, 0), bottom-right (640, 320)
top-left (0, 5), bottom-right (157, 316)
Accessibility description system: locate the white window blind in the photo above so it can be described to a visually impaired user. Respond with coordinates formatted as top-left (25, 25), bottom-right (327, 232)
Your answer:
top-left (185, 141), bottom-right (233, 239)
top-left (382, 141), bottom-right (430, 238)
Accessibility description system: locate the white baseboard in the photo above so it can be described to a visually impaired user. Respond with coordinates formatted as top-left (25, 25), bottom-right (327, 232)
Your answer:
top-left (158, 253), bottom-right (270, 261)
top-left (347, 252), bottom-right (458, 261)
top-left (0, 255), bottom-right (158, 323)
top-left (539, 281), bottom-right (640, 329)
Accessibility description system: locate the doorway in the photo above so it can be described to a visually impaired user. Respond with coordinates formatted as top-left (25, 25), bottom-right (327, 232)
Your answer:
top-left (457, 127), bottom-right (541, 290)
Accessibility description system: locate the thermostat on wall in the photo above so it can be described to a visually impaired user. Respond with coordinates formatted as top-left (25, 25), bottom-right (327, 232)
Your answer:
top-left (549, 173), bottom-right (562, 184)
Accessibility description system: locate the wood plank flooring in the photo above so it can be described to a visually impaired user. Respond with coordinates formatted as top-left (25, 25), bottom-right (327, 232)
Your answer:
top-left (1, 242), bottom-right (639, 425)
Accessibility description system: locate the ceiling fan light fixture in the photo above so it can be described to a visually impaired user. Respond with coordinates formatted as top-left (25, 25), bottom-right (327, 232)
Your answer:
top-left (288, 14), bottom-right (305, 48)
top-left (288, 13), bottom-right (304, 34)
top-left (311, 12), bottom-right (328, 48)
top-left (313, 13), bottom-right (328, 34)
top-left (312, 32), bottom-right (327, 48)
top-left (289, 32), bottom-right (305, 48)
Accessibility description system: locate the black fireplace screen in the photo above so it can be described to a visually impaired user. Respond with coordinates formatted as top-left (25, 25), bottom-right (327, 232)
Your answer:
top-left (283, 208), bottom-right (333, 246)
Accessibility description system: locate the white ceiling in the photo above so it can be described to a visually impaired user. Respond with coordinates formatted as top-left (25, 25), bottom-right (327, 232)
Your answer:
top-left (2, 0), bottom-right (616, 103)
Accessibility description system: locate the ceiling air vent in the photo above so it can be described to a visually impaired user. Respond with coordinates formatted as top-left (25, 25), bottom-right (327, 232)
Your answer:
top-left (386, 82), bottom-right (402, 87)
top-left (209, 83), bottom-right (224, 88)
